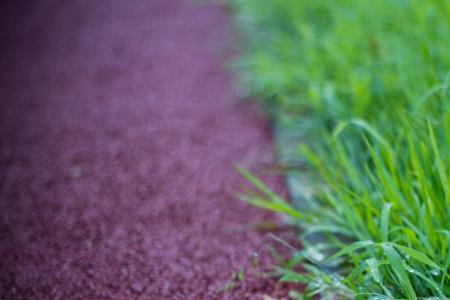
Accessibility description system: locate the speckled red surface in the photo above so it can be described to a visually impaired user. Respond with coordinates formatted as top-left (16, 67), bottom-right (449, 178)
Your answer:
top-left (0, 1), bottom-right (294, 299)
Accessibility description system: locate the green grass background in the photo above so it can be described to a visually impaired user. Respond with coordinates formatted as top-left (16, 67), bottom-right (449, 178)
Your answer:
top-left (231, 0), bottom-right (450, 298)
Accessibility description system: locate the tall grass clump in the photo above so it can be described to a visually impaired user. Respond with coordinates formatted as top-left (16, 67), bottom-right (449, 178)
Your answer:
top-left (231, 0), bottom-right (450, 298)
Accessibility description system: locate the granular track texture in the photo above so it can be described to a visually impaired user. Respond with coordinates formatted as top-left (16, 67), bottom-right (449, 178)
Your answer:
top-left (0, 1), bottom-right (291, 299)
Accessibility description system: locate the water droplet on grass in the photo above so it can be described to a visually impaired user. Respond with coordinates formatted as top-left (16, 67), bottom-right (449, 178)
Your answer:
top-left (431, 269), bottom-right (440, 276)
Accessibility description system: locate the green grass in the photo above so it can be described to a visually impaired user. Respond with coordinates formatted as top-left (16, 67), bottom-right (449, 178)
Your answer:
top-left (231, 0), bottom-right (450, 298)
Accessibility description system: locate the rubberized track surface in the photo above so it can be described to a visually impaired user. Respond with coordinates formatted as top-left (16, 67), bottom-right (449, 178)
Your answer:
top-left (0, 1), bottom-right (291, 299)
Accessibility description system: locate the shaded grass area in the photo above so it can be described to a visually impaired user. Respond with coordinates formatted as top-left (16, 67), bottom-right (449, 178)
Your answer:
top-left (231, 0), bottom-right (450, 298)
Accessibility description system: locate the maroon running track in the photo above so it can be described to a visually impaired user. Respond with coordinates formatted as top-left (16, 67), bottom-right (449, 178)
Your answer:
top-left (0, 1), bottom-right (293, 299)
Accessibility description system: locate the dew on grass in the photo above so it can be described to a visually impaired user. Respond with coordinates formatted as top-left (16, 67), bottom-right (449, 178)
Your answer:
top-left (332, 277), bottom-right (345, 288)
top-left (306, 248), bottom-right (324, 261)
top-left (366, 259), bottom-right (381, 283)
top-left (405, 265), bottom-right (415, 273)
top-left (310, 279), bottom-right (324, 289)
top-left (431, 269), bottom-right (440, 276)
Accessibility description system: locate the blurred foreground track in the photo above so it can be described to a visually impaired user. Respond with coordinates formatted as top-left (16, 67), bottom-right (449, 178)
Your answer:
top-left (0, 1), bottom-right (292, 299)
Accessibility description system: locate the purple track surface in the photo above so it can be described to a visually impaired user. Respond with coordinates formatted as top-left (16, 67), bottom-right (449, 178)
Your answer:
top-left (0, 1), bottom-right (293, 299)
